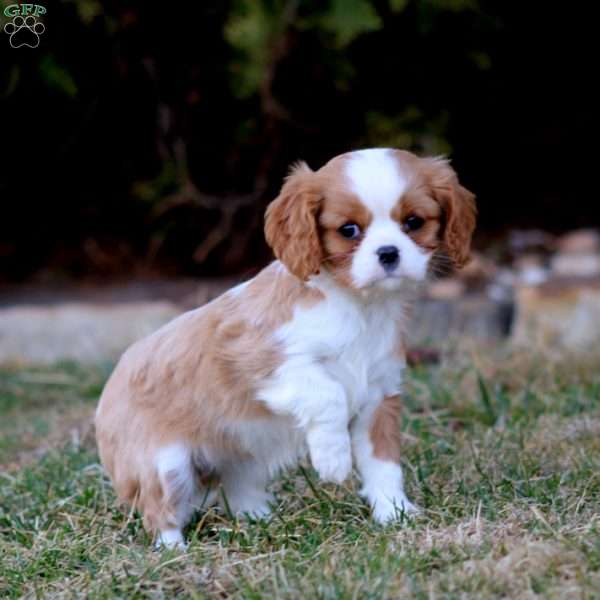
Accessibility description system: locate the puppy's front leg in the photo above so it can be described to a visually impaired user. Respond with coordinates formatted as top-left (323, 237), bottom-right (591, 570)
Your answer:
top-left (351, 395), bottom-right (418, 523)
top-left (305, 409), bottom-right (352, 484)
top-left (260, 366), bottom-right (352, 483)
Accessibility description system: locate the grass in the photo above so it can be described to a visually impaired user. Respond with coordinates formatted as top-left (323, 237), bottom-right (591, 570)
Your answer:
top-left (1, 347), bottom-right (599, 598)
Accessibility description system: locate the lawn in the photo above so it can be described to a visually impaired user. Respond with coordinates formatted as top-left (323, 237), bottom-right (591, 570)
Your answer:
top-left (1, 346), bottom-right (599, 598)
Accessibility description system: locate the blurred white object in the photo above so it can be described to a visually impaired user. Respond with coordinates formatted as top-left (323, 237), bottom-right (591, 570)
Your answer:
top-left (551, 253), bottom-right (600, 277)
top-left (518, 266), bottom-right (549, 285)
top-left (554, 229), bottom-right (600, 254)
top-left (513, 254), bottom-right (549, 285)
top-left (487, 282), bottom-right (512, 302)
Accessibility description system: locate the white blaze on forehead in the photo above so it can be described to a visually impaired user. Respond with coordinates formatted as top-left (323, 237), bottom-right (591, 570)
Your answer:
top-left (345, 149), bottom-right (431, 288)
top-left (345, 149), bottom-right (407, 217)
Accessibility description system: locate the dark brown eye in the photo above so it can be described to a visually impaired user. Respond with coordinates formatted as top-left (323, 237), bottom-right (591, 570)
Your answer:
top-left (403, 215), bottom-right (425, 233)
top-left (338, 222), bottom-right (361, 240)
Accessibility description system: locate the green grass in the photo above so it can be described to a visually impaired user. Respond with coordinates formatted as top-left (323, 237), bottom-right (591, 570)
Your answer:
top-left (1, 348), bottom-right (599, 598)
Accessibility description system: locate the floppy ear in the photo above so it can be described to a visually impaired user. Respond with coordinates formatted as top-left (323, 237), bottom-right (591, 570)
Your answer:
top-left (264, 162), bottom-right (323, 281)
top-left (423, 158), bottom-right (477, 268)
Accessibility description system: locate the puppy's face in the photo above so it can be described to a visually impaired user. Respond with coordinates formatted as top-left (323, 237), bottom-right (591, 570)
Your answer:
top-left (265, 148), bottom-right (476, 292)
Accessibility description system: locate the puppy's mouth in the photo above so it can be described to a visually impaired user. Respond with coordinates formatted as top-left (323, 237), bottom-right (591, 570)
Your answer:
top-left (359, 271), bottom-right (422, 292)
top-left (375, 277), bottom-right (405, 291)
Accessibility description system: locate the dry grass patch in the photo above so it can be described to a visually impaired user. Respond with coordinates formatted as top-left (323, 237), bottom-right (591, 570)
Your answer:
top-left (1, 347), bottom-right (599, 598)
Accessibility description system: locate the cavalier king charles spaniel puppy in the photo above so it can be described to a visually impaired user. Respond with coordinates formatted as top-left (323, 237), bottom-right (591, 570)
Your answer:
top-left (96, 148), bottom-right (476, 548)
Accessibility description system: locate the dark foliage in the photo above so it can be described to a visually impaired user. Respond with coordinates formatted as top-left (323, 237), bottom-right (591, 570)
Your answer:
top-left (0, 0), bottom-right (596, 281)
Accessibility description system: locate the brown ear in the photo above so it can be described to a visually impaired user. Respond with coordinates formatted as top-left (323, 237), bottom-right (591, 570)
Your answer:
top-left (264, 162), bottom-right (323, 280)
top-left (424, 157), bottom-right (477, 268)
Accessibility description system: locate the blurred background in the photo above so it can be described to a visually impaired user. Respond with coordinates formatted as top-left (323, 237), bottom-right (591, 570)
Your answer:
top-left (0, 0), bottom-right (598, 362)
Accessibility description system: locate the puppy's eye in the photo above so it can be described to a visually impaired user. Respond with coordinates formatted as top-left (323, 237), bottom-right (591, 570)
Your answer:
top-left (403, 215), bottom-right (425, 232)
top-left (338, 222), bottom-right (361, 240)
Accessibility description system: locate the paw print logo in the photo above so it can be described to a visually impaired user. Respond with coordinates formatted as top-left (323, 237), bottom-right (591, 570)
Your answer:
top-left (4, 15), bottom-right (45, 48)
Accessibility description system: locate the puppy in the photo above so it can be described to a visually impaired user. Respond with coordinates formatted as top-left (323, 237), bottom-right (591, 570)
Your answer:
top-left (95, 148), bottom-right (476, 547)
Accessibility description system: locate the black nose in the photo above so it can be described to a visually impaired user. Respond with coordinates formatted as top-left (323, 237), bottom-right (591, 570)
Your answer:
top-left (376, 245), bottom-right (399, 271)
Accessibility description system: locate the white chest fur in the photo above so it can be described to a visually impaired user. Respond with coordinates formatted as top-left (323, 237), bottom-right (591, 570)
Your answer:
top-left (266, 276), bottom-right (407, 418)
top-left (242, 273), bottom-right (409, 475)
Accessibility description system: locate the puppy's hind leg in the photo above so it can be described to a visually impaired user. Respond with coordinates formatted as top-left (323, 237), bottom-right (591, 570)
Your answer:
top-left (220, 460), bottom-right (274, 519)
top-left (153, 443), bottom-right (200, 549)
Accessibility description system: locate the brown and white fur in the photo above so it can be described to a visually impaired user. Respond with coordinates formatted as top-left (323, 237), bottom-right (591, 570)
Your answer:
top-left (95, 148), bottom-right (476, 548)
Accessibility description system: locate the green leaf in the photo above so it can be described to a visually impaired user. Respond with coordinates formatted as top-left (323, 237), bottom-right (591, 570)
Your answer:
top-left (477, 372), bottom-right (497, 425)
top-left (318, 0), bottom-right (382, 47)
top-left (225, 0), bottom-right (278, 98)
top-left (38, 55), bottom-right (78, 98)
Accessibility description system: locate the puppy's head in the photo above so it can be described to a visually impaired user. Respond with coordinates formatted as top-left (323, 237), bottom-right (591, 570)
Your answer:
top-left (264, 148), bottom-right (476, 291)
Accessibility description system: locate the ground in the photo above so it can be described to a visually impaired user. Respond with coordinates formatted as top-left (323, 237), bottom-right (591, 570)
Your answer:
top-left (1, 346), bottom-right (599, 599)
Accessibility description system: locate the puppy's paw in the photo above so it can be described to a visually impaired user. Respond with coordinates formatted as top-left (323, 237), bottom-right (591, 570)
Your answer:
top-left (227, 493), bottom-right (274, 520)
top-left (240, 500), bottom-right (272, 520)
top-left (156, 528), bottom-right (187, 550)
top-left (309, 437), bottom-right (352, 484)
top-left (371, 493), bottom-right (420, 524)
